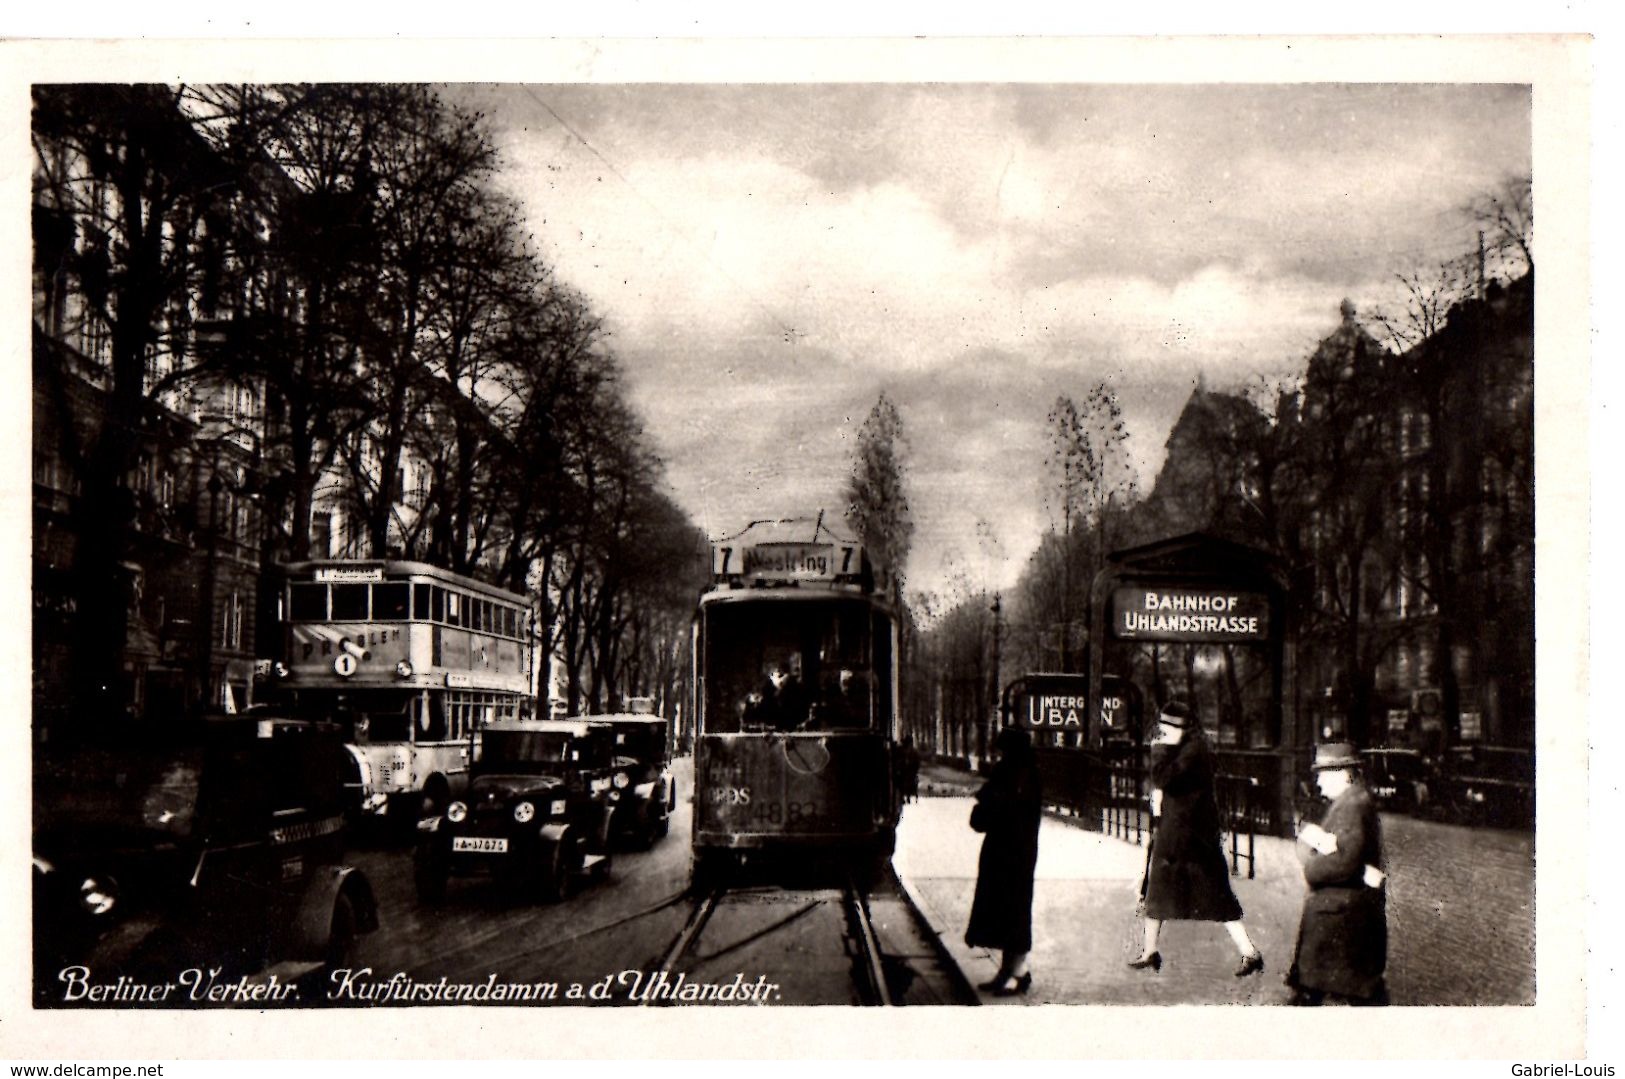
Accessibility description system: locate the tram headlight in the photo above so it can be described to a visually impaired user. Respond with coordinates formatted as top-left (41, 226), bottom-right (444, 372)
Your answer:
top-left (395, 660), bottom-right (414, 679)
top-left (514, 801), bottom-right (536, 823)
top-left (79, 876), bottom-right (118, 917)
top-left (612, 771), bottom-right (630, 790)
top-left (446, 801), bottom-right (468, 823)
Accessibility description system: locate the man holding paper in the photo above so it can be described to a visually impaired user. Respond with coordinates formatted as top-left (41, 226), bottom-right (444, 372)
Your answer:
top-left (1286, 741), bottom-right (1389, 1005)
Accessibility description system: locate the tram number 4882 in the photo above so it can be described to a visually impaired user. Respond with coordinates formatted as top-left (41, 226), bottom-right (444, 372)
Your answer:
top-left (752, 800), bottom-right (819, 825)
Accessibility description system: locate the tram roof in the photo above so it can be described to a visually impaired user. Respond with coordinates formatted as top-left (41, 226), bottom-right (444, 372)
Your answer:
top-left (581, 713), bottom-right (669, 725)
top-left (712, 515), bottom-right (859, 547)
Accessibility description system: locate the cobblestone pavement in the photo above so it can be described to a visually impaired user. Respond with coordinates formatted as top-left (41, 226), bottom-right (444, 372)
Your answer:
top-left (896, 781), bottom-right (1535, 1006)
top-left (1382, 813), bottom-right (1535, 1004)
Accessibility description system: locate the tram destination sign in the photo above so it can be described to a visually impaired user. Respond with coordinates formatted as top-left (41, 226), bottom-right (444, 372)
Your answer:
top-left (712, 541), bottom-right (860, 582)
top-left (1111, 587), bottom-right (1270, 642)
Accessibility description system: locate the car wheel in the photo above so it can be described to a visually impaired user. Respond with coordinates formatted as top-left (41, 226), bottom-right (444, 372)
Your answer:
top-left (414, 848), bottom-right (448, 904)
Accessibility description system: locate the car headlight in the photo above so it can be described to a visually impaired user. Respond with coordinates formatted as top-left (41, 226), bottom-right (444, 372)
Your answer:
top-left (514, 801), bottom-right (536, 823)
top-left (612, 771), bottom-right (630, 790)
top-left (79, 876), bottom-right (118, 917)
top-left (446, 801), bottom-right (468, 823)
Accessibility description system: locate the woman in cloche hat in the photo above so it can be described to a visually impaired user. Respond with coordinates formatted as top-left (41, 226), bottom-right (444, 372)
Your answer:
top-left (1129, 700), bottom-right (1265, 977)
top-left (1285, 741), bottom-right (1390, 1005)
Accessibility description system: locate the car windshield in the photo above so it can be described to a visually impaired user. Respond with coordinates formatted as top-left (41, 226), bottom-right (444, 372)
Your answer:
top-left (479, 730), bottom-right (574, 772)
top-left (607, 725), bottom-right (666, 762)
top-left (35, 746), bottom-right (203, 840)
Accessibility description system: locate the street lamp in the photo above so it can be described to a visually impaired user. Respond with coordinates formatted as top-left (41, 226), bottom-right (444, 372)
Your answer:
top-left (195, 470), bottom-right (223, 716)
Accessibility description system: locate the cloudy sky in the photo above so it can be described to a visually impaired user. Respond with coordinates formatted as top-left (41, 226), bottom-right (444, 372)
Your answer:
top-left (443, 82), bottom-right (1530, 600)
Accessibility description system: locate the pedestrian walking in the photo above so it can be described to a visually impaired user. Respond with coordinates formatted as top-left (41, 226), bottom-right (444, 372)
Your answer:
top-left (1286, 741), bottom-right (1389, 1006)
top-left (901, 736), bottom-right (921, 803)
top-left (965, 725), bottom-right (1043, 996)
top-left (1129, 700), bottom-right (1265, 977)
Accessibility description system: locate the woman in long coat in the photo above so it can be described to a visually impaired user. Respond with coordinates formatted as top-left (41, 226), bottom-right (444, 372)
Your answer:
top-left (965, 726), bottom-right (1042, 995)
top-left (1129, 700), bottom-right (1265, 977)
top-left (1286, 742), bottom-right (1388, 1005)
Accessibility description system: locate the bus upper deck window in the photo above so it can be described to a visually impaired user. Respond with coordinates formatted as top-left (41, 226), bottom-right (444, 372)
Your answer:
top-left (374, 583), bottom-right (410, 620)
top-left (331, 584), bottom-right (368, 620)
top-left (289, 583), bottom-right (328, 621)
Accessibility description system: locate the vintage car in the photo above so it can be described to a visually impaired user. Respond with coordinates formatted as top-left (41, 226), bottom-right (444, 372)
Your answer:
top-left (588, 713), bottom-right (676, 849)
top-left (414, 719), bottom-right (616, 903)
top-left (1436, 744), bottom-right (1534, 829)
top-left (1360, 747), bottom-right (1437, 815)
top-left (32, 715), bottom-right (379, 1006)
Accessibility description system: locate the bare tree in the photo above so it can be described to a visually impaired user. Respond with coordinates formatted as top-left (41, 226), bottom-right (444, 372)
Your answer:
top-left (1463, 173), bottom-right (1533, 280)
top-left (844, 392), bottom-right (915, 598)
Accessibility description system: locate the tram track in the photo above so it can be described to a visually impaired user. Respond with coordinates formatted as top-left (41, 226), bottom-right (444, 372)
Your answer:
top-left (645, 867), bottom-right (964, 1006)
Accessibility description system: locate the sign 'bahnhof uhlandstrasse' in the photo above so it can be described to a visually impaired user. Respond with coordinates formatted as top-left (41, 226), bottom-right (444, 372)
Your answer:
top-left (1111, 587), bottom-right (1270, 642)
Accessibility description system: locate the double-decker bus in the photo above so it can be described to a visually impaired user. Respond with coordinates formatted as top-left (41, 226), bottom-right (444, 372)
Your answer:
top-left (276, 560), bottom-right (534, 823)
top-left (691, 518), bottom-right (901, 883)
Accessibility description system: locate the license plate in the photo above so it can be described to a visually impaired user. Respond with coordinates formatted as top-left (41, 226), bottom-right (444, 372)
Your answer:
top-left (452, 836), bottom-right (509, 853)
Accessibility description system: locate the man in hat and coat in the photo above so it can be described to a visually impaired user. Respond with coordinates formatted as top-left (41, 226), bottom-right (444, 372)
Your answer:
top-left (1286, 741), bottom-right (1389, 1005)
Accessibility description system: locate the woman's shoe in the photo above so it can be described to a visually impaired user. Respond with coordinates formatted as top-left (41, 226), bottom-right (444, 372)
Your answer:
top-left (1234, 953), bottom-right (1265, 978)
top-left (1127, 951), bottom-right (1162, 972)
top-left (977, 975), bottom-right (1011, 992)
top-left (992, 972), bottom-right (1033, 997)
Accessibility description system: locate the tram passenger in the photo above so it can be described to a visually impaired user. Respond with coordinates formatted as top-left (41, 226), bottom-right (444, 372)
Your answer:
top-left (816, 668), bottom-right (871, 728)
top-left (1286, 742), bottom-right (1389, 1006)
top-left (965, 726), bottom-right (1042, 996)
top-left (1129, 700), bottom-right (1266, 978)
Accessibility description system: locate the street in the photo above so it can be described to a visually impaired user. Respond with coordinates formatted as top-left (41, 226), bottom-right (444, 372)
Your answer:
top-left (342, 762), bottom-right (700, 1000)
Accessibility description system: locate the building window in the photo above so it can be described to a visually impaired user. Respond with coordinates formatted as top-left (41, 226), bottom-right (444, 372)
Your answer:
top-left (223, 590), bottom-right (243, 651)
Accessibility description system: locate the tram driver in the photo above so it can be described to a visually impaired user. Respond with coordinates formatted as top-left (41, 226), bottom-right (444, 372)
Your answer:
top-left (742, 654), bottom-right (811, 731)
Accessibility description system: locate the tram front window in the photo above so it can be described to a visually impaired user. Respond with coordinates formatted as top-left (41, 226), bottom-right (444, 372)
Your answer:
top-left (704, 599), bottom-right (875, 733)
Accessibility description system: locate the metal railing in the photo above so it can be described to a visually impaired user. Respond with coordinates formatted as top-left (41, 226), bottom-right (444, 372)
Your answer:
top-left (1214, 773), bottom-right (1265, 879)
top-left (1031, 748), bottom-right (1264, 876)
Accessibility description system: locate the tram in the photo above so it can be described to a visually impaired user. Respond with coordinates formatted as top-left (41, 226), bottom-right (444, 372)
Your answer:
top-left (275, 560), bottom-right (535, 824)
top-left (691, 518), bottom-right (902, 883)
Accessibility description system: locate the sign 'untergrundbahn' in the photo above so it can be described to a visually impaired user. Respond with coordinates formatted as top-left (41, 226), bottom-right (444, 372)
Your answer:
top-left (1111, 587), bottom-right (1270, 642)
